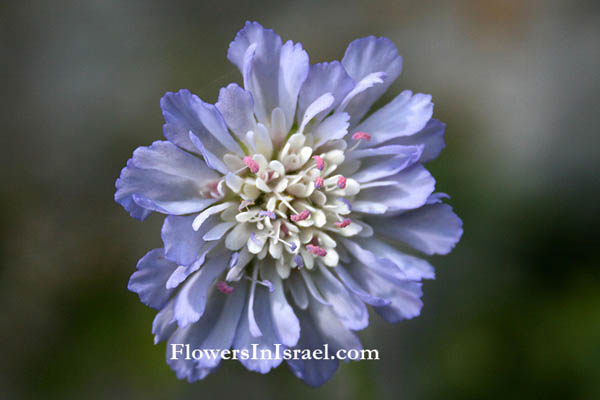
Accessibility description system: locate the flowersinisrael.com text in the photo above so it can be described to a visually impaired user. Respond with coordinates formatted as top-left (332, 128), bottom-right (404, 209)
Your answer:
top-left (169, 344), bottom-right (380, 361)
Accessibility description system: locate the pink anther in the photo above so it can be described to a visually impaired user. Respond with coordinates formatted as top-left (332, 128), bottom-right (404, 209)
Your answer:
top-left (314, 176), bottom-right (324, 189)
top-left (243, 156), bottom-right (259, 173)
top-left (312, 155), bottom-right (325, 171)
top-left (352, 131), bottom-right (371, 141)
top-left (337, 176), bottom-right (347, 189)
top-left (290, 209), bottom-right (311, 222)
top-left (306, 244), bottom-right (327, 257)
top-left (216, 281), bottom-right (234, 294)
top-left (335, 218), bottom-right (352, 228)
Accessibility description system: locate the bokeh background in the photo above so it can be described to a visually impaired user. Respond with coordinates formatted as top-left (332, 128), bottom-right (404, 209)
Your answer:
top-left (2, 0), bottom-right (599, 399)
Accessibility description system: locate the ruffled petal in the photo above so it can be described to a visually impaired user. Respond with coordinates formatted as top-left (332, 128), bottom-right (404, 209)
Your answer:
top-left (172, 250), bottom-right (230, 327)
top-left (341, 36), bottom-right (403, 125)
top-left (353, 90), bottom-right (433, 145)
top-left (233, 286), bottom-right (283, 373)
top-left (227, 21), bottom-right (282, 125)
top-left (166, 291), bottom-right (224, 382)
top-left (343, 260), bottom-right (423, 323)
top-left (368, 203), bottom-right (463, 255)
top-left (286, 308), bottom-right (339, 387)
top-left (340, 238), bottom-right (407, 282)
top-left (263, 263), bottom-right (300, 347)
top-left (161, 89), bottom-right (243, 166)
top-left (346, 144), bottom-right (423, 183)
top-left (278, 40), bottom-right (309, 132)
top-left (314, 263), bottom-right (369, 330)
top-left (194, 281), bottom-right (247, 368)
top-left (161, 214), bottom-right (217, 266)
top-left (297, 61), bottom-right (354, 126)
top-left (152, 300), bottom-right (177, 344)
top-left (360, 236), bottom-right (435, 280)
top-left (216, 83), bottom-right (257, 143)
top-left (114, 141), bottom-right (219, 219)
top-left (387, 118), bottom-right (446, 162)
top-left (353, 164), bottom-right (435, 214)
top-left (128, 249), bottom-right (178, 310)
top-left (287, 300), bottom-right (362, 387)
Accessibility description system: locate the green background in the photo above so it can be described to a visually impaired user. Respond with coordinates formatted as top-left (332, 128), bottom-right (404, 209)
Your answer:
top-left (2, 0), bottom-right (599, 399)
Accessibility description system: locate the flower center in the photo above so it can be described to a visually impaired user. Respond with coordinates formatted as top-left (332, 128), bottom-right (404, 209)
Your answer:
top-left (220, 132), bottom-right (362, 280)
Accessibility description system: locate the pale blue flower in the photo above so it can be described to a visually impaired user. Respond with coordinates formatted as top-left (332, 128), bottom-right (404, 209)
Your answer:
top-left (116, 21), bottom-right (462, 386)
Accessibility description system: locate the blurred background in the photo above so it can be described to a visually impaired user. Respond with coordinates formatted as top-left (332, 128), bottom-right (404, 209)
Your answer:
top-left (1, 0), bottom-right (599, 398)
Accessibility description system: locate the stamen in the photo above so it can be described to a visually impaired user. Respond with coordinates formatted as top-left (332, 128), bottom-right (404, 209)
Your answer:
top-left (337, 176), bottom-right (347, 189)
top-left (280, 223), bottom-right (289, 236)
top-left (335, 218), bottom-right (351, 228)
top-left (275, 192), bottom-right (299, 214)
top-left (243, 156), bottom-right (260, 174)
top-left (312, 155), bottom-right (324, 171)
top-left (314, 176), bottom-right (324, 189)
top-left (338, 197), bottom-right (352, 211)
top-left (216, 281), bottom-right (234, 294)
top-left (352, 131), bottom-right (371, 141)
top-left (245, 276), bottom-right (274, 292)
top-left (294, 254), bottom-right (304, 269)
top-left (258, 210), bottom-right (276, 220)
top-left (306, 244), bottom-right (327, 257)
top-left (238, 200), bottom-right (254, 211)
top-left (290, 209), bottom-right (310, 222)
top-left (289, 242), bottom-right (297, 252)
top-left (250, 232), bottom-right (262, 247)
top-left (229, 252), bottom-right (239, 268)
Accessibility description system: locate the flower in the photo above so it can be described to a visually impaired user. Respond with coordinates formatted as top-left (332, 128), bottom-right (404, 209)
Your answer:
top-left (115, 21), bottom-right (462, 386)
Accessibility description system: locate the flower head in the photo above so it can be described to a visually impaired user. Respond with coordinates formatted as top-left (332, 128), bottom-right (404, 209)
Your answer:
top-left (116, 21), bottom-right (462, 386)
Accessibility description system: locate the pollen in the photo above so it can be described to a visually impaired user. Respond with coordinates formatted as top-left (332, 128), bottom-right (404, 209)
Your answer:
top-left (314, 176), bottom-right (324, 189)
top-left (352, 131), bottom-right (371, 141)
top-left (216, 281), bottom-right (234, 294)
top-left (312, 155), bottom-right (325, 170)
top-left (243, 156), bottom-right (260, 173)
top-left (337, 176), bottom-right (347, 189)
top-left (290, 209), bottom-right (310, 222)
top-left (306, 244), bottom-right (327, 257)
top-left (335, 218), bottom-right (351, 228)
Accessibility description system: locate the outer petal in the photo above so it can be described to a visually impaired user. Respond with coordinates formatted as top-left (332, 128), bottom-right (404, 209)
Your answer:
top-left (341, 36), bottom-right (403, 125)
top-left (128, 249), bottom-right (178, 310)
top-left (166, 291), bottom-right (223, 382)
top-left (286, 308), bottom-right (338, 387)
top-left (152, 300), bottom-right (177, 344)
top-left (368, 203), bottom-right (463, 255)
top-left (353, 164), bottom-right (436, 214)
top-left (360, 236), bottom-right (436, 280)
top-left (297, 61), bottom-right (354, 126)
top-left (345, 144), bottom-right (423, 183)
top-left (227, 21), bottom-right (282, 125)
top-left (114, 141), bottom-right (219, 218)
top-left (287, 300), bottom-right (362, 387)
top-left (343, 260), bottom-right (424, 323)
top-left (387, 118), bottom-right (446, 162)
top-left (314, 263), bottom-right (369, 330)
top-left (172, 250), bottom-right (230, 327)
top-left (162, 214), bottom-right (218, 266)
top-left (216, 83), bottom-right (257, 142)
top-left (278, 40), bottom-right (309, 132)
top-left (263, 263), bottom-right (300, 347)
top-left (233, 286), bottom-right (283, 373)
top-left (340, 238), bottom-right (407, 282)
top-left (353, 90), bottom-right (433, 145)
top-left (194, 281), bottom-right (247, 368)
top-left (161, 89), bottom-right (243, 171)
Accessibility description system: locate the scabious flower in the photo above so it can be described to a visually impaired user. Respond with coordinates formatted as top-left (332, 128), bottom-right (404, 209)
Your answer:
top-left (116, 21), bottom-right (462, 386)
